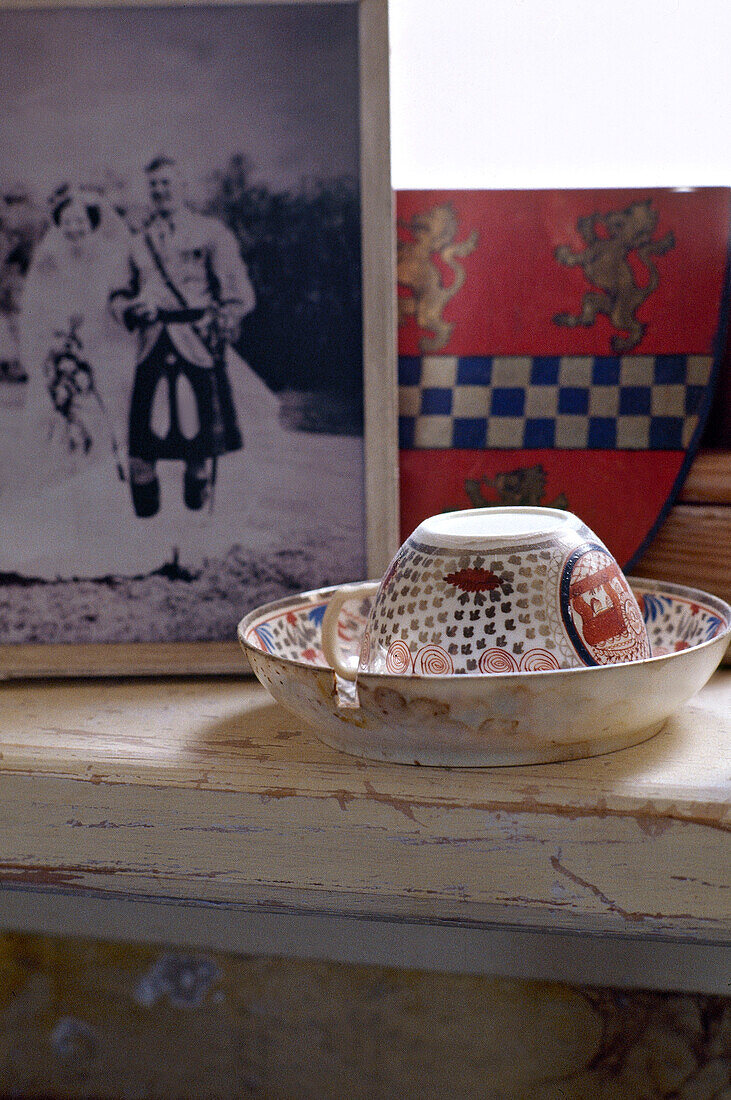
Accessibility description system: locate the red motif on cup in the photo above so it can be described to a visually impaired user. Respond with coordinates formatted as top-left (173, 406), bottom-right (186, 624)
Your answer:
top-left (386, 639), bottom-right (412, 674)
top-left (519, 648), bottom-right (560, 671)
top-left (414, 644), bottom-right (454, 675)
top-left (479, 648), bottom-right (519, 673)
top-left (444, 567), bottom-right (501, 592)
top-left (359, 630), bottom-right (371, 669)
top-left (564, 547), bottom-right (651, 665)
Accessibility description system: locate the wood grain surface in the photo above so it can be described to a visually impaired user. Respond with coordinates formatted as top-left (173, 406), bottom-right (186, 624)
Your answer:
top-left (0, 673), bottom-right (727, 945)
top-left (634, 504), bottom-right (731, 605)
top-left (678, 449), bottom-right (731, 505)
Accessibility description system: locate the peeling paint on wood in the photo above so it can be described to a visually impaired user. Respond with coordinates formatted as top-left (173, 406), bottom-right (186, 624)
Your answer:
top-left (0, 673), bottom-right (727, 948)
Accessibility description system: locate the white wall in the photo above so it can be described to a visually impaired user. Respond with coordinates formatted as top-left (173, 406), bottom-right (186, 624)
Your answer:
top-left (389, 0), bottom-right (731, 189)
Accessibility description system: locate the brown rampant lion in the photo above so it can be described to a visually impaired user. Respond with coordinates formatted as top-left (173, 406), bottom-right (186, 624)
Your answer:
top-left (397, 203), bottom-right (478, 352)
top-left (464, 465), bottom-right (568, 511)
top-left (553, 199), bottom-right (675, 353)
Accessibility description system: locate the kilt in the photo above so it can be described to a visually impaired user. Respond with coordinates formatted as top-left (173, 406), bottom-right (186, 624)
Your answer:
top-left (128, 329), bottom-right (242, 463)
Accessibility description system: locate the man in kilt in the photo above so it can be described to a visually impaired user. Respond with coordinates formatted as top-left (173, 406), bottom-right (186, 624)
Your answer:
top-left (110, 156), bottom-right (255, 517)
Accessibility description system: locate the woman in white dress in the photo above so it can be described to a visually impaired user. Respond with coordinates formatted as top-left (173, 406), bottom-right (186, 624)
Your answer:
top-left (0, 187), bottom-right (143, 579)
top-left (20, 186), bottom-right (135, 482)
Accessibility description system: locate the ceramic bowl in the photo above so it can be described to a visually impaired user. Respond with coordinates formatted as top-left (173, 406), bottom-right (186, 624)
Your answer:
top-left (238, 578), bottom-right (730, 767)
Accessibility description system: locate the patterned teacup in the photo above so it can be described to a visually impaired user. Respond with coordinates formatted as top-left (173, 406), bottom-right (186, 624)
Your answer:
top-left (321, 506), bottom-right (651, 678)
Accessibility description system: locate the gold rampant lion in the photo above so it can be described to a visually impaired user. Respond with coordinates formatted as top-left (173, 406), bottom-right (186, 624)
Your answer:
top-left (553, 199), bottom-right (675, 353)
top-left (397, 203), bottom-right (478, 352)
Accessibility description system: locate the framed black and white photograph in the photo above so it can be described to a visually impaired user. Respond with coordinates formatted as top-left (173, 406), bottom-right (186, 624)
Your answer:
top-left (0, 0), bottom-right (396, 675)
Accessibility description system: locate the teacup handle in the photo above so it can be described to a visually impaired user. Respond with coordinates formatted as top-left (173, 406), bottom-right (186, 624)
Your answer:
top-left (321, 581), bottom-right (380, 681)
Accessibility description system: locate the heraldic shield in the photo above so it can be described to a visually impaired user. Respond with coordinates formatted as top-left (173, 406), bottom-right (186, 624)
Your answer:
top-left (397, 188), bottom-right (730, 568)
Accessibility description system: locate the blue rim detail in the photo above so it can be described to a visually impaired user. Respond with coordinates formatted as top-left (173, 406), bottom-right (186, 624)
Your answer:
top-left (559, 542), bottom-right (607, 667)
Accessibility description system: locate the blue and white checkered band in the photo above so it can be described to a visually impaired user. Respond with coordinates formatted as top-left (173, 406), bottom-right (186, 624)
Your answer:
top-left (398, 355), bottom-right (713, 450)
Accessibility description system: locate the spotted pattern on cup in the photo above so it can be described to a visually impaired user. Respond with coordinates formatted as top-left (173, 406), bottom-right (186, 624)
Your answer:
top-left (367, 532), bottom-right (593, 674)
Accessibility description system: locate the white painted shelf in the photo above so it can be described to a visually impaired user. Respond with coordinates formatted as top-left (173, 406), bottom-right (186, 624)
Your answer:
top-left (0, 671), bottom-right (728, 992)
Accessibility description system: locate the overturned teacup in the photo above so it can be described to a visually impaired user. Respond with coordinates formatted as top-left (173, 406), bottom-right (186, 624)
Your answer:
top-left (321, 506), bottom-right (651, 679)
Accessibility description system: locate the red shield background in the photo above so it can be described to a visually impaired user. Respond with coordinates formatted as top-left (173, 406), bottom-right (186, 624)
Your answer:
top-left (397, 188), bottom-right (730, 568)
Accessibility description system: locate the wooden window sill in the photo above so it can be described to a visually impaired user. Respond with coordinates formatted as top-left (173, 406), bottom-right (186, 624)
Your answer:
top-left (0, 670), bottom-right (728, 993)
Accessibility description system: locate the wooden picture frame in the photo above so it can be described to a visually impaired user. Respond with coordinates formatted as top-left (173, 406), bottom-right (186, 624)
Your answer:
top-left (0, 0), bottom-right (397, 678)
